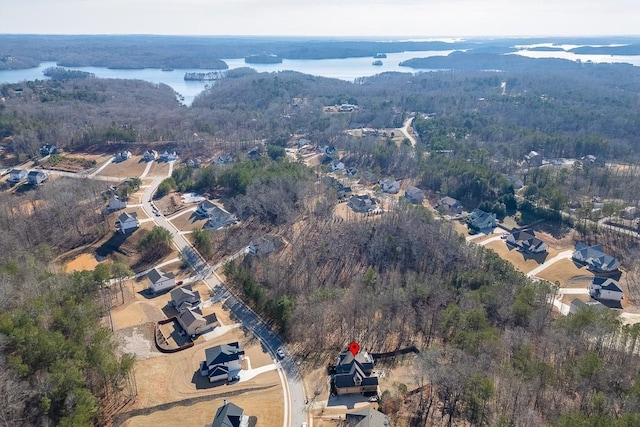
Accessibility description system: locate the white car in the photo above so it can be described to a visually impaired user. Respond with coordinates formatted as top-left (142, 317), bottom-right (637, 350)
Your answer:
top-left (276, 348), bottom-right (286, 359)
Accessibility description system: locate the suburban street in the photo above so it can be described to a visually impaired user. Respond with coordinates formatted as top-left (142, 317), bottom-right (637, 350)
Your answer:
top-left (140, 166), bottom-right (307, 427)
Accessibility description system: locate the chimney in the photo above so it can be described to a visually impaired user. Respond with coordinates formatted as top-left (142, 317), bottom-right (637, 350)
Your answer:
top-left (223, 399), bottom-right (227, 406)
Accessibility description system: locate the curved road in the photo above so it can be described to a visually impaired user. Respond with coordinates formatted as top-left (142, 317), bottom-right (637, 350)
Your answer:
top-left (400, 115), bottom-right (417, 147)
top-left (141, 169), bottom-right (306, 427)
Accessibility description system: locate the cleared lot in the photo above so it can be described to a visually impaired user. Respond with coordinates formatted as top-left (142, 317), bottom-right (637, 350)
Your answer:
top-left (483, 240), bottom-right (560, 274)
top-left (96, 156), bottom-right (148, 178)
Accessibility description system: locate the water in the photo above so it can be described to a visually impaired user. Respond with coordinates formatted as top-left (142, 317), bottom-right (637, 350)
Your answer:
top-left (0, 50), bottom-right (451, 106)
top-left (1, 47), bottom-right (639, 105)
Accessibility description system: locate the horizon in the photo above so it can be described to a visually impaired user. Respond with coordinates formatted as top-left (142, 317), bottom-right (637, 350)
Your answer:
top-left (2, 0), bottom-right (640, 38)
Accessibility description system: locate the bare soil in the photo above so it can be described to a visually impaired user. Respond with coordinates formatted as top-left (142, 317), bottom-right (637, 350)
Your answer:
top-left (536, 259), bottom-right (593, 286)
top-left (169, 210), bottom-right (207, 232)
top-left (64, 252), bottom-right (101, 273)
top-left (97, 156), bottom-right (149, 178)
top-left (148, 161), bottom-right (170, 177)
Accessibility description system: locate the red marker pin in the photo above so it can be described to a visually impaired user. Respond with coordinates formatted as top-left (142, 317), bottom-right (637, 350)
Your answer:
top-left (348, 341), bottom-right (360, 357)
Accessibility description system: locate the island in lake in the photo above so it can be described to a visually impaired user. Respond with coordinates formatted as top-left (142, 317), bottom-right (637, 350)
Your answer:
top-left (244, 54), bottom-right (283, 64)
top-left (43, 66), bottom-right (95, 80)
top-left (374, 53), bottom-right (387, 59)
top-left (184, 71), bottom-right (225, 81)
top-left (372, 60), bottom-right (383, 66)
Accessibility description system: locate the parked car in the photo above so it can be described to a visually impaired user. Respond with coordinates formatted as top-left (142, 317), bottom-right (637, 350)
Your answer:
top-left (176, 280), bottom-right (184, 286)
top-left (276, 348), bottom-right (286, 359)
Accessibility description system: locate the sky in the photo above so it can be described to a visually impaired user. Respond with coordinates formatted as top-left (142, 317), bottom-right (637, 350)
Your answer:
top-left (1, 0), bottom-right (638, 37)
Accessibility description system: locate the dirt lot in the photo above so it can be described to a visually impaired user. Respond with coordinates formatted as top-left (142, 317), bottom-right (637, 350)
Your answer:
top-left (484, 240), bottom-right (561, 274)
top-left (148, 161), bottom-right (170, 177)
top-left (97, 156), bottom-right (149, 178)
top-left (169, 209), bottom-right (207, 232)
top-left (64, 252), bottom-right (101, 273)
top-left (536, 259), bottom-right (594, 287)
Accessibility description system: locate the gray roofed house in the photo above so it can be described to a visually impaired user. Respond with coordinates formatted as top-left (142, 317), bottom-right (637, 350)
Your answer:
top-left (467, 209), bottom-right (497, 230)
top-left (8, 169), bottom-right (27, 183)
top-left (572, 243), bottom-right (620, 273)
top-left (214, 155), bottom-right (234, 165)
top-left (379, 178), bottom-right (400, 194)
top-left (345, 407), bottom-right (391, 427)
top-left (524, 150), bottom-right (542, 166)
top-left (160, 150), bottom-right (178, 161)
top-left (439, 196), bottom-right (463, 214)
top-left (506, 230), bottom-right (548, 254)
top-left (248, 235), bottom-right (282, 256)
top-left (331, 159), bottom-right (346, 172)
top-left (332, 348), bottom-right (378, 396)
top-left (143, 150), bottom-right (157, 161)
top-left (201, 342), bottom-right (245, 383)
top-left (116, 211), bottom-right (139, 234)
top-left (27, 170), bottom-right (47, 185)
top-left (346, 167), bottom-right (358, 177)
top-left (211, 402), bottom-right (249, 427)
top-left (348, 194), bottom-right (378, 213)
top-left (107, 194), bottom-right (127, 211)
top-left (115, 150), bottom-right (131, 162)
top-left (146, 268), bottom-right (176, 293)
top-left (40, 144), bottom-right (58, 157)
top-left (404, 186), bottom-right (425, 204)
top-left (204, 206), bottom-right (237, 231)
top-left (177, 307), bottom-right (218, 336)
top-left (590, 277), bottom-right (624, 302)
top-left (169, 284), bottom-right (201, 313)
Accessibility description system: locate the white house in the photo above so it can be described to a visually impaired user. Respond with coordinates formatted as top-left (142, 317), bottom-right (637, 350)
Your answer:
top-left (146, 268), bottom-right (176, 294)
top-left (116, 212), bottom-right (139, 234)
top-left (177, 307), bottom-right (218, 337)
top-left (590, 277), bottom-right (624, 302)
top-left (330, 159), bottom-right (345, 172)
top-left (170, 285), bottom-right (201, 313)
top-left (8, 169), bottom-right (27, 183)
top-left (107, 194), bottom-right (127, 211)
top-left (200, 342), bottom-right (245, 383)
top-left (27, 170), bottom-right (47, 185)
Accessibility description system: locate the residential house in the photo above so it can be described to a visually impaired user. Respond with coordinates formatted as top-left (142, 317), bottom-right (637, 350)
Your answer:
top-left (590, 277), bottom-right (624, 302)
top-left (116, 212), bottom-right (139, 234)
top-left (214, 155), bottom-right (234, 165)
top-left (185, 158), bottom-right (202, 168)
top-left (338, 103), bottom-right (356, 112)
top-left (337, 183), bottom-right (353, 201)
top-left (323, 145), bottom-right (338, 159)
top-left (467, 209), bottom-right (497, 230)
top-left (524, 150), bottom-right (542, 166)
top-left (8, 169), bottom-right (27, 183)
top-left (438, 196), bottom-right (463, 215)
top-left (348, 194), bottom-right (378, 214)
top-left (143, 150), bottom-right (157, 161)
top-left (196, 200), bottom-right (237, 229)
top-left (623, 206), bottom-right (638, 220)
top-left (404, 186), bottom-right (425, 204)
top-left (177, 307), bottom-right (218, 337)
top-left (507, 175), bottom-right (524, 189)
top-left (146, 268), bottom-right (176, 293)
top-left (248, 235), bottom-right (282, 256)
top-left (379, 178), bottom-right (400, 194)
top-left (160, 150), bottom-right (178, 161)
top-left (346, 167), bottom-right (358, 177)
top-left (204, 207), bottom-right (237, 231)
top-left (569, 298), bottom-right (607, 315)
top-left (358, 171), bottom-right (378, 186)
top-left (107, 194), bottom-right (127, 211)
top-left (27, 170), bottom-right (47, 185)
top-left (345, 407), bottom-right (391, 427)
top-left (572, 243), bottom-right (620, 273)
top-left (506, 229), bottom-right (548, 254)
top-left (115, 150), bottom-right (132, 162)
top-left (332, 348), bottom-right (379, 396)
top-left (296, 138), bottom-right (311, 148)
top-left (40, 144), bottom-right (58, 157)
top-left (169, 284), bottom-right (201, 313)
top-left (200, 342), bottom-right (245, 383)
top-left (211, 402), bottom-right (249, 427)
top-left (331, 159), bottom-right (346, 172)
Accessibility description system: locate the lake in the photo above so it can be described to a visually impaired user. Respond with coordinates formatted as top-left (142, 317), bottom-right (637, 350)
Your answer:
top-left (2, 47), bottom-right (640, 105)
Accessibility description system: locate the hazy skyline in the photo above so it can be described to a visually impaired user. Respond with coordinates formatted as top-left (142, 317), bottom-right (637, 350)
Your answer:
top-left (1, 0), bottom-right (639, 37)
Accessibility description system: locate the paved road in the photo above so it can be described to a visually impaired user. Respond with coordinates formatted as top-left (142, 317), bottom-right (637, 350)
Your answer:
top-left (141, 167), bottom-right (306, 427)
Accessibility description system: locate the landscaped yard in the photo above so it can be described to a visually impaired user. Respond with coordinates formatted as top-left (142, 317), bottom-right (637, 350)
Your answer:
top-left (484, 240), bottom-right (560, 275)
